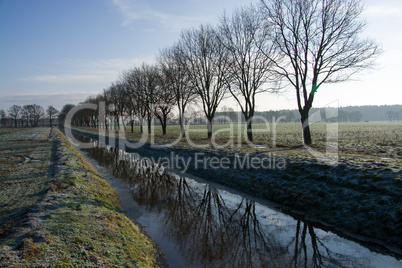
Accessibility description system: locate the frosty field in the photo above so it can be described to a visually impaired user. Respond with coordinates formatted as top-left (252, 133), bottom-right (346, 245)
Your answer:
top-left (0, 127), bottom-right (158, 267)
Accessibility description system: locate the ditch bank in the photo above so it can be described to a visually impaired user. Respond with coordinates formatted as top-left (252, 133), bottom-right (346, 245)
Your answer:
top-left (0, 127), bottom-right (160, 267)
top-left (68, 127), bottom-right (402, 258)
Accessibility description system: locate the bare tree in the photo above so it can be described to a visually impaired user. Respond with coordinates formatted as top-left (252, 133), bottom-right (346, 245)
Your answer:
top-left (20, 107), bottom-right (29, 127)
top-left (124, 66), bottom-right (150, 134)
top-left (218, 5), bottom-right (278, 142)
top-left (140, 63), bottom-right (160, 134)
top-left (84, 96), bottom-right (102, 128)
top-left (47, 105), bottom-right (59, 127)
top-left (158, 44), bottom-right (198, 138)
top-left (115, 82), bottom-right (129, 131)
top-left (180, 24), bottom-right (230, 139)
top-left (34, 104), bottom-right (45, 127)
top-left (154, 71), bottom-right (176, 135)
top-left (118, 81), bottom-right (138, 133)
top-left (23, 105), bottom-right (33, 127)
top-left (260, 0), bottom-right (380, 145)
top-left (0, 109), bottom-right (6, 126)
top-left (8, 105), bottom-right (22, 127)
top-left (104, 83), bottom-right (126, 130)
top-left (23, 104), bottom-right (44, 127)
top-left (58, 104), bottom-right (75, 125)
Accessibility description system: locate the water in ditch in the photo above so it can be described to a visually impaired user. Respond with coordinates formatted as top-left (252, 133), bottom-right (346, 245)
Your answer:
top-left (72, 134), bottom-right (401, 268)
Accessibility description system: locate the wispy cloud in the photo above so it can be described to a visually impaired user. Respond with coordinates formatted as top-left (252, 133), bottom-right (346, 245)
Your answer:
top-left (112, 0), bottom-right (210, 31)
top-left (29, 74), bottom-right (110, 83)
top-left (112, 0), bottom-right (143, 27)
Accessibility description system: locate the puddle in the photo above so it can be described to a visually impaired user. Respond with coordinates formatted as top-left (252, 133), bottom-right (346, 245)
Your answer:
top-left (16, 155), bottom-right (41, 164)
top-left (72, 133), bottom-right (401, 268)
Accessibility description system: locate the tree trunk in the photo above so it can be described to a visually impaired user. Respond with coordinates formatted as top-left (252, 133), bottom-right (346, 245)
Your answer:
top-left (179, 116), bottom-right (185, 138)
top-left (246, 119), bottom-right (253, 142)
top-left (157, 115), bottom-right (168, 135)
top-left (301, 112), bottom-right (312, 145)
top-left (147, 119), bottom-right (152, 134)
top-left (116, 116), bottom-right (120, 130)
top-left (162, 116), bottom-right (167, 135)
top-left (207, 118), bottom-right (212, 139)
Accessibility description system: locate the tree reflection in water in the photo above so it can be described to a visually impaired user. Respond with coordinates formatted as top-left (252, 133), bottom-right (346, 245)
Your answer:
top-left (78, 138), bottom-right (400, 268)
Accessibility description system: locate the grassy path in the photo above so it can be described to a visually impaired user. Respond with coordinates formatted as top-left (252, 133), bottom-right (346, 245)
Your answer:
top-left (0, 127), bottom-right (159, 267)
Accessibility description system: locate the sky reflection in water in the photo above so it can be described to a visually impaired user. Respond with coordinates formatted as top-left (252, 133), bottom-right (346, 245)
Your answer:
top-left (78, 137), bottom-right (401, 268)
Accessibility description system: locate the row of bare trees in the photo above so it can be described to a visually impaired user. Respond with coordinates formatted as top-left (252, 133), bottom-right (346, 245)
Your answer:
top-left (68, 0), bottom-right (379, 145)
top-left (1, 104), bottom-right (59, 128)
top-left (74, 6), bottom-right (278, 141)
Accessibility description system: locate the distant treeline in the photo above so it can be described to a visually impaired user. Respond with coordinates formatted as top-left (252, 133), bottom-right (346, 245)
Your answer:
top-left (213, 105), bottom-right (402, 123)
top-left (0, 104), bottom-right (59, 127)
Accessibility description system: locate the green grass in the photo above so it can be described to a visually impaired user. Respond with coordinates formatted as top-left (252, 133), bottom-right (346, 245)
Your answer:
top-left (0, 127), bottom-right (158, 267)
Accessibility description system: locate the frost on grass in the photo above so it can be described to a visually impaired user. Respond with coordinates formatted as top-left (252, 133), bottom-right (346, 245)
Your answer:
top-left (0, 127), bottom-right (158, 267)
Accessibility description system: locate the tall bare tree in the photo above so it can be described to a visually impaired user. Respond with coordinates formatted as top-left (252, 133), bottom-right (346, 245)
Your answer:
top-left (154, 71), bottom-right (176, 135)
top-left (218, 5), bottom-right (278, 142)
top-left (8, 105), bottom-right (22, 127)
top-left (124, 66), bottom-right (150, 134)
top-left (47, 105), bottom-right (59, 127)
top-left (158, 44), bottom-right (197, 138)
top-left (260, 0), bottom-right (380, 145)
top-left (119, 81), bottom-right (138, 133)
top-left (180, 24), bottom-right (230, 139)
top-left (104, 82), bottom-right (127, 131)
top-left (140, 63), bottom-right (160, 134)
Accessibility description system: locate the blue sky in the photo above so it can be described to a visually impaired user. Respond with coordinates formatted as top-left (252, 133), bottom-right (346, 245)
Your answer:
top-left (0, 0), bottom-right (401, 112)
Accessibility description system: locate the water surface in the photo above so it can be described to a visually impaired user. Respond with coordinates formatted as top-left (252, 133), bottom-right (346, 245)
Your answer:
top-left (73, 135), bottom-right (401, 268)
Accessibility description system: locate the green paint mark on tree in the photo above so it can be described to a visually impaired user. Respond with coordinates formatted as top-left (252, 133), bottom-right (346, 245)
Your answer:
top-left (312, 84), bottom-right (320, 95)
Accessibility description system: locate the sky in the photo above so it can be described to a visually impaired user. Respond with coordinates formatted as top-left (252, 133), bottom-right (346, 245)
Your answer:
top-left (0, 0), bottom-right (401, 113)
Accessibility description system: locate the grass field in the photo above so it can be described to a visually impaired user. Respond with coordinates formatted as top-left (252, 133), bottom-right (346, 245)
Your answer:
top-left (0, 127), bottom-right (158, 267)
top-left (76, 121), bottom-right (402, 157)
top-left (0, 128), bottom-right (27, 136)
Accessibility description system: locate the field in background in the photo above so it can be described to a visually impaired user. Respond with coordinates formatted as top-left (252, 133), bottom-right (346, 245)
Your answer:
top-left (80, 121), bottom-right (401, 158)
